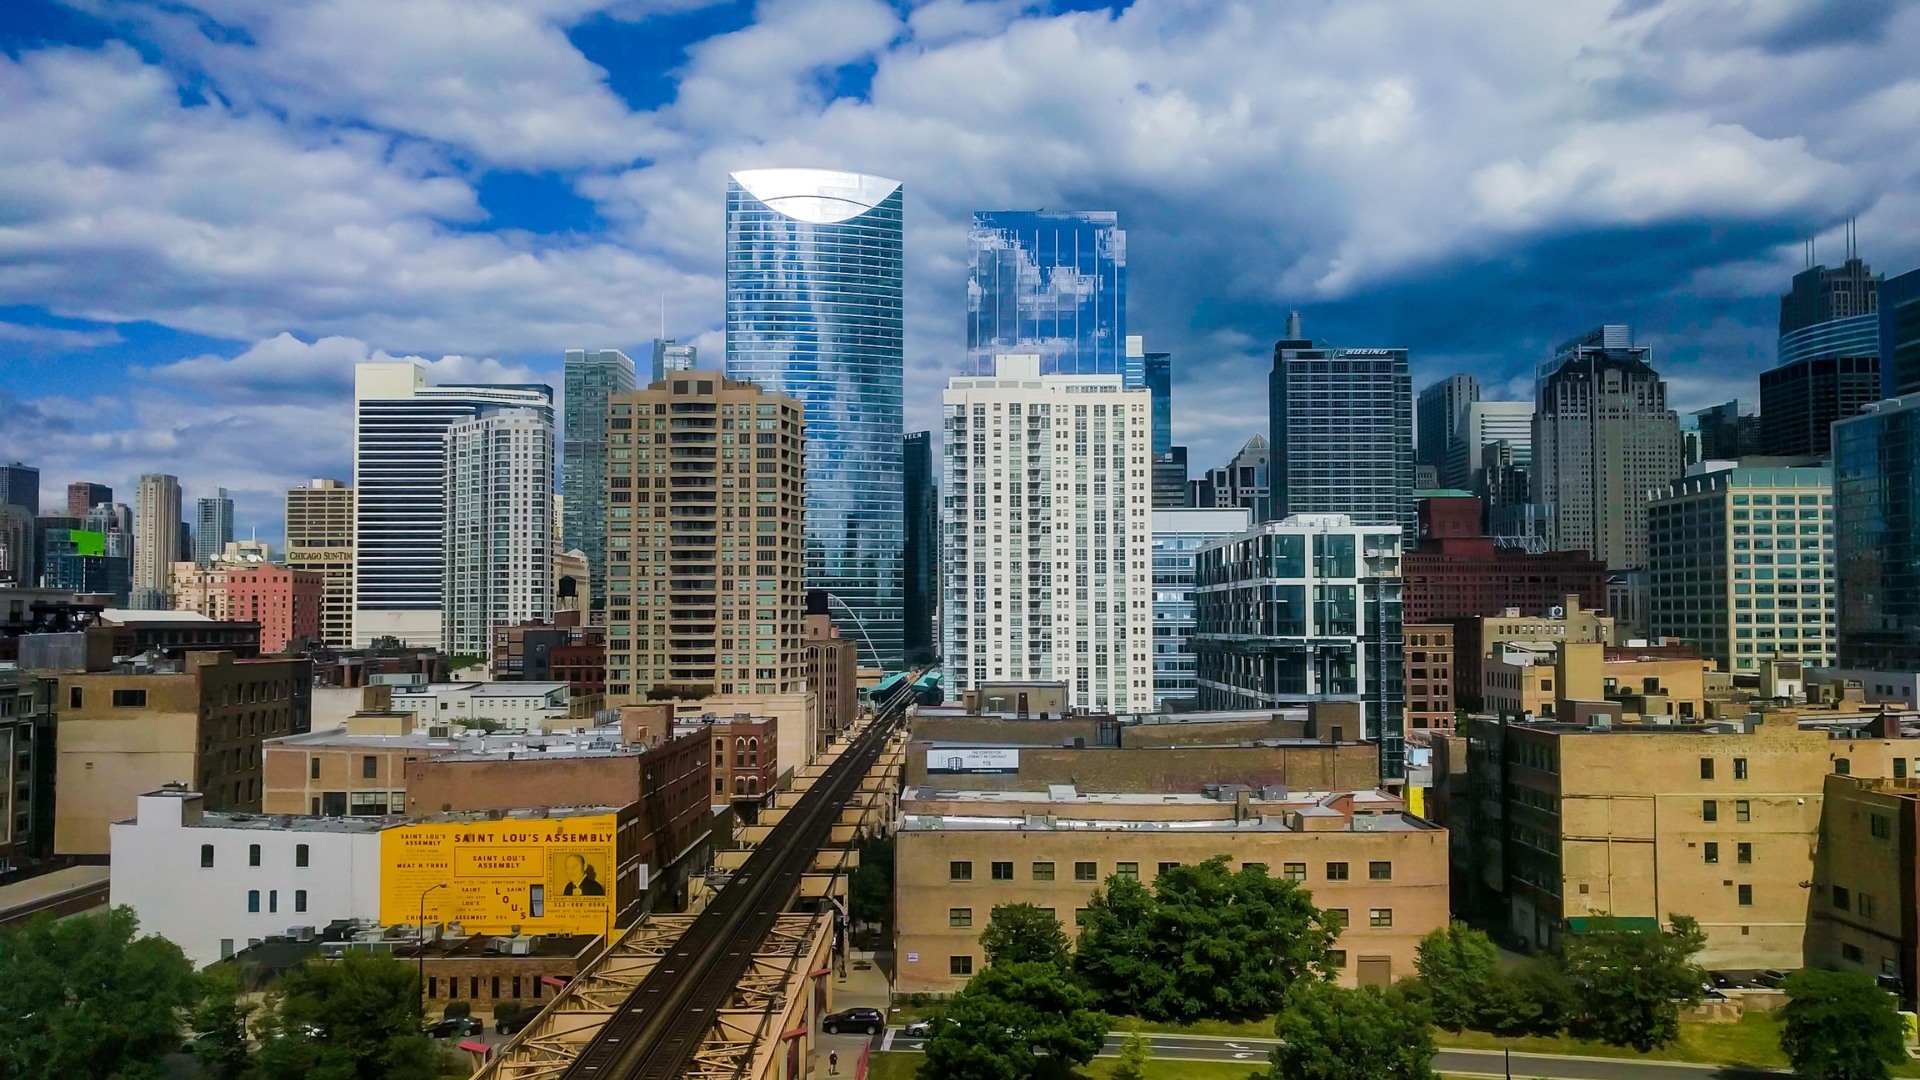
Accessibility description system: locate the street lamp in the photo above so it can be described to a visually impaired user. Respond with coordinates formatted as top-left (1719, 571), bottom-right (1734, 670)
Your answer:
top-left (417, 882), bottom-right (450, 1017)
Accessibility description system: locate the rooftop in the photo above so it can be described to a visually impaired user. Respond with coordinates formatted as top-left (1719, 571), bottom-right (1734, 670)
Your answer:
top-left (268, 726), bottom-right (620, 754)
top-left (899, 787), bottom-right (1432, 833)
top-left (408, 805), bottom-right (625, 825)
top-left (97, 609), bottom-right (214, 623)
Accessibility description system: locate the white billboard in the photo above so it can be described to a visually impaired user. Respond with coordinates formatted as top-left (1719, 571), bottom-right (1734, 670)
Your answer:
top-left (926, 748), bottom-right (1020, 774)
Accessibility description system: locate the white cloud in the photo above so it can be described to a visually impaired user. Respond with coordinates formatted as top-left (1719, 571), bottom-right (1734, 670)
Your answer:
top-left (0, 322), bottom-right (123, 348)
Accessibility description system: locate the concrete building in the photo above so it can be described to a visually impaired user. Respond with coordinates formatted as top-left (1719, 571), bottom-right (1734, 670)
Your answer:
top-left (133, 473), bottom-right (182, 609)
top-left (83, 502), bottom-right (134, 558)
top-left (1270, 321), bottom-right (1414, 536)
top-left (94, 608), bottom-right (261, 659)
top-left (0, 669), bottom-right (57, 867)
top-left (54, 651), bottom-right (312, 854)
top-left (1648, 464), bottom-right (1835, 674)
top-left (285, 480), bottom-right (354, 649)
top-left (1810, 773), bottom-right (1919, 1005)
top-left (1197, 436), bottom-right (1272, 522)
top-left (1882, 265), bottom-right (1920, 399)
top-left (903, 430), bottom-right (939, 666)
top-left (603, 375), bottom-right (807, 699)
top-left (352, 362), bottom-right (553, 648)
top-left (1150, 508), bottom-right (1252, 708)
top-left (388, 681), bottom-right (574, 732)
top-left (894, 785), bottom-right (1445, 993)
top-left (1835, 392), bottom-right (1920, 670)
top-left (804, 607), bottom-right (859, 745)
top-left (1455, 716), bottom-right (1832, 968)
top-left (1192, 514), bottom-right (1406, 780)
top-left (1692, 401), bottom-right (1763, 461)
top-left (263, 699), bottom-right (457, 817)
top-left (1139, 340), bottom-right (1185, 509)
top-left (652, 338), bottom-right (697, 380)
top-left (726, 169), bottom-right (906, 671)
top-left (563, 349), bottom-right (637, 613)
top-left (1453, 597), bottom-right (1616, 712)
top-left (0, 462), bottom-right (38, 516)
top-left (402, 932), bottom-right (603, 1014)
top-left (1445, 401), bottom-right (1534, 495)
top-left (1403, 494), bottom-right (1608, 625)
top-left (1417, 374), bottom-right (1479, 477)
top-left (194, 489), bottom-right (235, 566)
top-left (1533, 325), bottom-right (1682, 570)
top-left (67, 482), bottom-right (110, 519)
top-left (173, 563), bottom-right (325, 653)
top-left (443, 407), bottom-right (553, 658)
top-left (940, 354), bottom-right (1154, 713)
top-left (685, 713), bottom-right (778, 809)
top-left (0, 504), bottom-right (34, 586)
top-left (1806, 667), bottom-right (1920, 709)
top-left (110, 787), bottom-right (385, 967)
top-left (1404, 624), bottom-right (1456, 734)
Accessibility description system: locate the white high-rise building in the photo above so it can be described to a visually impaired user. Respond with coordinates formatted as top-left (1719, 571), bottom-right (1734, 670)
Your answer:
top-left (443, 408), bottom-right (554, 657)
top-left (352, 363), bottom-right (552, 648)
top-left (940, 355), bottom-right (1154, 713)
top-left (133, 474), bottom-right (182, 609)
top-left (1443, 400), bottom-right (1535, 491)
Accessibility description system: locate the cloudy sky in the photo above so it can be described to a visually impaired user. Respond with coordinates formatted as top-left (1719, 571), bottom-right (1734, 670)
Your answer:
top-left (2, 0), bottom-right (1917, 539)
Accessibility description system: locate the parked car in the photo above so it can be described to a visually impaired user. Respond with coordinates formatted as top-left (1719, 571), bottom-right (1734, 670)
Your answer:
top-left (901, 1018), bottom-right (935, 1038)
top-left (1755, 969), bottom-right (1788, 988)
top-left (821, 1007), bottom-right (884, 1035)
top-left (495, 1004), bottom-right (539, 1035)
top-left (424, 1017), bottom-right (484, 1039)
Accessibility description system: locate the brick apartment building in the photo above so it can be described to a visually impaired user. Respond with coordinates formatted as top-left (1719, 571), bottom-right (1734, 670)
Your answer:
top-left (1403, 495), bottom-right (1607, 625)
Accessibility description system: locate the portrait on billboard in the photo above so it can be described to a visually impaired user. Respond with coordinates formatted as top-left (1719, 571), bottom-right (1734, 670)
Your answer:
top-left (551, 850), bottom-right (609, 897)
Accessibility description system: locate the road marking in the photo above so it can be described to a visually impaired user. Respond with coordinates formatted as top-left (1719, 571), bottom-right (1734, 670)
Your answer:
top-left (879, 1030), bottom-right (893, 1051)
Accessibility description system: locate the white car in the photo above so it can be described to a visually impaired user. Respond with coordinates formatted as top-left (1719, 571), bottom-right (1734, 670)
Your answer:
top-left (902, 1019), bottom-right (935, 1038)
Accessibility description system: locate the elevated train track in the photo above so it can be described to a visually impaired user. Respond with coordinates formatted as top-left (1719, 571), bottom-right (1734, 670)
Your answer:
top-left (484, 673), bottom-right (918, 1080)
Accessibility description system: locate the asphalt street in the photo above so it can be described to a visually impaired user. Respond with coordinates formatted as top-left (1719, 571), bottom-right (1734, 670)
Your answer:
top-left (878, 1029), bottom-right (1783, 1080)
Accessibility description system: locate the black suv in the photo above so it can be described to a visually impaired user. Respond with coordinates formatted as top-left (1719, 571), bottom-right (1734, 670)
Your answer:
top-left (821, 1007), bottom-right (884, 1035)
top-left (495, 1004), bottom-right (540, 1036)
top-left (423, 1017), bottom-right (483, 1039)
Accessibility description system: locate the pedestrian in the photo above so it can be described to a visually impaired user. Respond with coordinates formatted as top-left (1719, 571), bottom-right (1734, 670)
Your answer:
top-left (829, 1049), bottom-right (839, 1074)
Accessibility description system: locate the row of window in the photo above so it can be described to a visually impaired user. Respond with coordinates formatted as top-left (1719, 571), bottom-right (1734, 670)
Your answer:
top-left (944, 905), bottom-right (1395, 930)
top-left (202, 843), bottom-right (311, 868)
top-left (246, 889), bottom-right (307, 913)
top-left (946, 859), bottom-right (1392, 882)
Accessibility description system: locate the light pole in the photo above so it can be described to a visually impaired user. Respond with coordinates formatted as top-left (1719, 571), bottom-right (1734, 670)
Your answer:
top-left (418, 881), bottom-right (449, 1017)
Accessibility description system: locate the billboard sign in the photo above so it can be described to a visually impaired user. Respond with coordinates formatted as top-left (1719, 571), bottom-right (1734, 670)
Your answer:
top-left (926, 748), bottom-right (1020, 774)
top-left (379, 814), bottom-right (618, 938)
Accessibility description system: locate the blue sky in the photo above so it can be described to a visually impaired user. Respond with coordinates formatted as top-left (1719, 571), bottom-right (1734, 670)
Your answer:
top-left (2, 0), bottom-right (1918, 540)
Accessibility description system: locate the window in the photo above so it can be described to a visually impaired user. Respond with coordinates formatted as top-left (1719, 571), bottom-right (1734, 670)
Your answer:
top-left (1075, 908), bottom-right (1090, 925)
top-left (1832, 885), bottom-right (1851, 910)
top-left (111, 689), bottom-right (147, 708)
top-left (1326, 909), bottom-right (1349, 929)
top-left (1898, 759), bottom-right (1910, 780)
top-left (1075, 861), bottom-right (1097, 882)
top-left (1326, 862), bottom-right (1350, 881)
top-left (1326, 950), bottom-right (1347, 968)
top-left (1369, 909), bottom-right (1394, 928)
top-left (1699, 758), bottom-right (1715, 780)
top-left (1283, 863), bottom-right (1307, 883)
top-left (249, 844), bottom-right (261, 867)
top-left (1842, 943), bottom-right (1864, 962)
top-left (1703, 842), bottom-right (1719, 864)
top-left (268, 890), bottom-right (278, 913)
top-left (309, 757), bottom-right (320, 780)
top-left (362, 756), bottom-right (378, 779)
top-left (1733, 757), bottom-right (1748, 780)
top-left (950, 861), bottom-right (972, 882)
top-left (1872, 814), bottom-right (1893, 840)
top-left (1861, 894), bottom-right (1880, 920)
top-left (1737, 884), bottom-right (1752, 906)
top-left (1032, 861), bottom-right (1055, 881)
top-left (1115, 862), bottom-right (1139, 880)
top-left (949, 908), bottom-right (972, 928)
top-left (1737, 843), bottom-right (1751, 864)
top-left (247, 890), bottom-right (260, 913)
top-left (1368, 861), bottom-right (1392, 881)
top-left (991, 861), bottom-right (1013, 881)
top-left (1836, 758), bottom-right (1851, 775)
top-left (1735, 800), bottom-right (1751, 823)
top-left (950, 956), bottom-right (973, 977)
top-left (1242, 863), bottom-right (1268, 874)
top-left (69, 686), bottom-right (82, 709)
top-left (1702, 800), bottom-right (1718, 822)
top-left (295, 844), bottom-right (309, 868)
top-left (1158, 862), bottom-right (1180, 876)
top-left (200, 844), bottom-right (214, 868)
top-left (295, 890), bottom-right (307, 913)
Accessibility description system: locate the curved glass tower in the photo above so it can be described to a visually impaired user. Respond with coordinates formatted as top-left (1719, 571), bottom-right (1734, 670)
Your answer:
top-left (725, 168), bottom-right (905, 672)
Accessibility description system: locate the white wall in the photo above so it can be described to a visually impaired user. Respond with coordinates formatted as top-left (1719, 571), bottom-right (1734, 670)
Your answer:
top-left (110, 793), bottom-right (383, 967)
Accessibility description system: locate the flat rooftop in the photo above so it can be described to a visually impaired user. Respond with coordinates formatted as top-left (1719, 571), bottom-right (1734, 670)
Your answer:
top-left (900, 787), bottom-right (1432, 833)
top-left (408, 805), bottom-right (625, 825)
top-left (268, 727), bottom-right (613, 752)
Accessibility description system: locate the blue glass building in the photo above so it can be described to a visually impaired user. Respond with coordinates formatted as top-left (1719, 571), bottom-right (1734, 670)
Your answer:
top-left (1836, 392), bottom-right (1920, 670)
top-left (725, 169), bottom-right (905, 671)
top-left (967, 211), bottom-right (1132, 384)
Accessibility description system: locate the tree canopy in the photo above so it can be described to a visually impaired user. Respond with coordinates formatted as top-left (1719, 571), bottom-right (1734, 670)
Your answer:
top-left (1780, 969), bottom-right (1906, 1080)
top-left (920, 961), bottom-right (1109, 1080)
top-left (1560, 915), bottom-right (1706, 1052)
top-left (0, 906), bottom-right (200, 1080)
top-left (848, 832), bottom-right (894, 929)
top-left (255, 952), bottom-right (441, 1080)
top-left (979, 904), bottom-right (1070, 969)
top-left (1264, 978), bottom-right (1437, 1080)
top-left (1073, 855), bottom-right (1334, 1022)
top-left (1413, 923), bottom-right (1499, 1031)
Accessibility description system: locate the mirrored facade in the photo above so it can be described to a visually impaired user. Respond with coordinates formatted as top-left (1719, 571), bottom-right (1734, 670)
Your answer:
top-left (725, 169), bottom-right (905, 671)
top-left (967, 211), bottom-right (1132, 384)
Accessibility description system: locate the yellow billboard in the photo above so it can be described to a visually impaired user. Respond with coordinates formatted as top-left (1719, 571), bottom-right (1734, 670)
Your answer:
top-left (380, 814), bottom-right (618, 938)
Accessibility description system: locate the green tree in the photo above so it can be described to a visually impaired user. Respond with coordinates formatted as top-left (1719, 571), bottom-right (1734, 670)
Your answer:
top-left (1261, 978), bottom-right (1437, 1080)
top-left (0, 906), bottom-right (200, 1080)
top-left (1073, 855), bottom-right (1334, 1022)
top-left (1476, 959), bottom-right (1573, 1038)
top-left (979, 904), bottom-right (1070, 969)
top-left (1110, 1026), bottom-right (1151, 1080)
top-left (1561, 915), bottom-right (1706, 1052)
top-left (1780, 969), bottom-right (1905, 1080)
top-left (191, 967), bottom-right (258, 1080)
top-left (255, 952), bottom-right (439, 1080)
top-left (848, 832), bottom-right (894, 929)
top-left (1413, 922), bottom-right (1500, 1031)
top-left (920, 962), bottom-right (1109, 1080)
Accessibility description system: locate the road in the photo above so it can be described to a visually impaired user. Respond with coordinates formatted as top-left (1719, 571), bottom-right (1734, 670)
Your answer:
top-left (878, 1030), bottom-right (1783, 1080)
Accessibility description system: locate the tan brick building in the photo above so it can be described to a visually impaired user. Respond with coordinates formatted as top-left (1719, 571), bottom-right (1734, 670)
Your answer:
top-left (285, 479), bottom-right (353, 650)
top-left (1808, 774), bottom-right (1917, 1006)
top-left (804, 610), bottom-right (859, 747)
top-left (895, 787), bottom-right (1446, 994)
top-left (1405, 623), bottom-right (1456, 733)
top-left (54, 651), bottom-right (312, 854)
top-left (399, 933), bottom-right (603, 1016)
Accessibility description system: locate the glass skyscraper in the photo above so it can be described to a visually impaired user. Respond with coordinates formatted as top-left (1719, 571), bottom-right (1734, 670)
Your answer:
top-left (1836, 392), bottom-right (1920, 669)
top-left (725, 169), bottom-right (905, 671)
top-left (967, 211), bottom-right (1132, 385)
top-left (1269, 316), bottom-right (1414, 537)
top-left (563, 348), bottom-right (637, 609)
